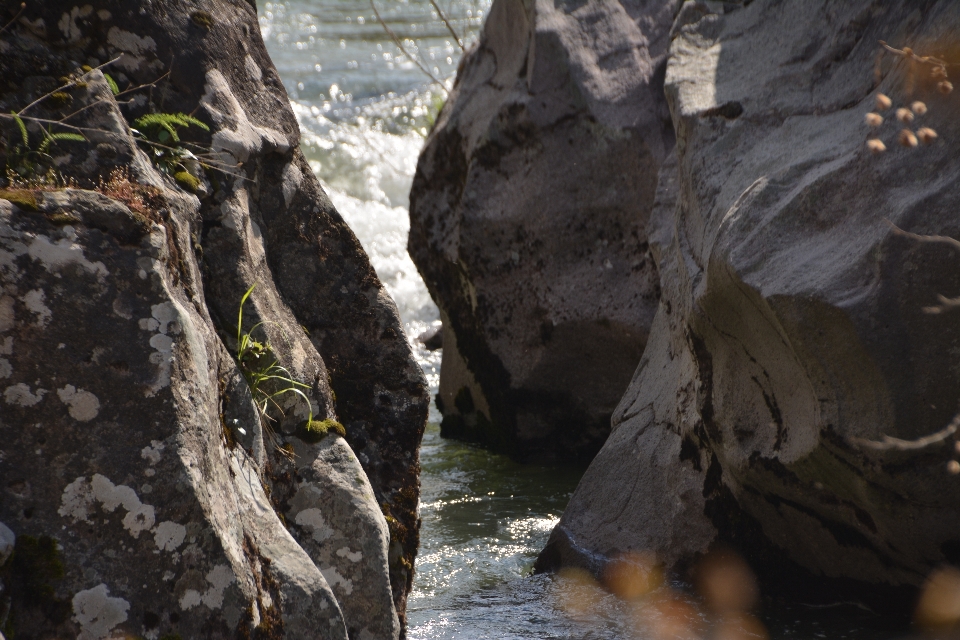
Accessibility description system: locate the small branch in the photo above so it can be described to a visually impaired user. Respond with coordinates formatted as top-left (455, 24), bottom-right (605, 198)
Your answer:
top-left (886, 220), bottom-right (960, 253)
top-left (114, 70), bottom-right (171, 99)
top-left (429, 0), bottom-right (464, 52)
top-left (850, 413), bottom-right (959, 451)
top-left (370, 0), bottom-right (447, 91)
top-left (0, 2), bottom-right (26, 36)
top-left (923, 293), bottom-right (960, 315)
top-left (15, 56), bottom-right (122, 116)
top-left (878, 40), bottom-right (954, 68)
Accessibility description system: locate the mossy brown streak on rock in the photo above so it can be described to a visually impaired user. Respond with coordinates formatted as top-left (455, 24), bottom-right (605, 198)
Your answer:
top-left (0, 189), bottom-right (39, 211)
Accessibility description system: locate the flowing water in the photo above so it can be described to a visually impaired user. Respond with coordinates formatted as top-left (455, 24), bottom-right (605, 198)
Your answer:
top-left (258, 3), bottom-right (912, 638)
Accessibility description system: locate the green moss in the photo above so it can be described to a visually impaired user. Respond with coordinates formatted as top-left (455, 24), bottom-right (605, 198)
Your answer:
top-left (190, 10), bottom-right (215, 28)
top-left (159, 634), bottom-right (183, 640)
top-left (46, 211), bottom-right (81, 226)
top-left (0, 189), bottom-right (39, 211)
top-left (174, 171), bottom-right (200, 193)
top-left (296, 419), bottom-right (346, 443)
top-left (1, 534), bottom-right (71, 633)
top-left (49, 92), bottom-right (72, 108)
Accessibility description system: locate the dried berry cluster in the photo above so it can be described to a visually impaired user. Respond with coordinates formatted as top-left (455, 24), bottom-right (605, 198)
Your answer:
top-left (865, 94), bottom-right (938, 153)
top-left (865, 44), bottom-right (953, 154)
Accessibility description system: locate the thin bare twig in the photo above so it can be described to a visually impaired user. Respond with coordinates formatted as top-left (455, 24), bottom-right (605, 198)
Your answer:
top-left (429, 0), bottom-right (463, 52)
top-left (886, 220), bottom-right (960, 313)
top-left (886, 220), bottom-right (960, 253)
top-left (879, 40), bottom-right (956, 68)
top-left (114, 70), bottom-right (171, 99)
top-left (15, 56), bottom-right (122, 116)
top-left (850, 412), bottom-right (959, 451)
top-left (0, 2), bottom-right (26, 36)
top-left (370, 0), bottom-right (447, 91)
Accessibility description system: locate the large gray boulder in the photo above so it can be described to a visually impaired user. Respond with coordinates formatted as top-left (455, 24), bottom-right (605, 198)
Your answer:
top-left (409, 0), bottom-right (680, 461)
top-left (0, 1), bottom-right (427, 637)
top-left (538, 0), bottom-right (960, 593)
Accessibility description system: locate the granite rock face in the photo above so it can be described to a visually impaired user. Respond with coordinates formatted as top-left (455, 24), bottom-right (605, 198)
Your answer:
top-left (0, 1), bottom-right (427, 638)
top-left (409, 0), bottom-right (680, 461)
top-left (539, 0), bottom-right (960, 593)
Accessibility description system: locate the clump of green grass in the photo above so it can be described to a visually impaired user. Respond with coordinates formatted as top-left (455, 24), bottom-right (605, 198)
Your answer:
top-left (234, 284), bottom-right (314, 455)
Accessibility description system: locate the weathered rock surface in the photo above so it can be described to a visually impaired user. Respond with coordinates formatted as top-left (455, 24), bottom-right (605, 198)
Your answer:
top-left (539, 0), bottom-right (960, 594)
top-left (0, 1), bottom-right (427, 638)
top-left (409, 0), bottom-right (680, 460)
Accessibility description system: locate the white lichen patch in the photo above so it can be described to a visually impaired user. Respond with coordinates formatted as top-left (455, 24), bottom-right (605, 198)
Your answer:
top-left (0, 359), bottom-right (11, 379)
top-left (320, 566), bottom-right (354, 596)
top-left (151, 301), bottom-right (180, 333)
top-left (179, 589), bottom-right (202, 609)
top-left (59, 476), bottom-right (96, 522)
top-left (26, 233), bottom-right (108, 279)
top-left (141, 302), bottom-right (183, 397)
top-left (72, 583), bottom-right (129, 640)
top-left (200, 69), bottom-right (290, 165)
top-left (57, 384), bottom-right (100, 421)
top-left (141, 440), bottom-right (165, 464)
top-left (91, 474), bottom-right (156, 538)
top-left (336, 546), bottom-right (363, 563)
top-left (107, 27), bottom-right (157, 72)
top-left (4, 383), bottom-right (46, 407)
top-left (294, 507), bottom-right (334, 543)
top-left (0, 337), bottom-right (12, 354)
top-left (154, 521), bottom-right (186, 552)
top-left (202, 564), bottom-right (234, 608)
top-left (179, 564), bottom-right (235, 610)
top-left (22, 289), bottom-right (51, 327)
top-left (58, 4), bottom-right (93, 43)
top-left (59, 475), bottom-right (156, 538)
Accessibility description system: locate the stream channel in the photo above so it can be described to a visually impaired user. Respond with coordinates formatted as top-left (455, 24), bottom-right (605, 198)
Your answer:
top-left (258, 1), bottom-right (911, 638)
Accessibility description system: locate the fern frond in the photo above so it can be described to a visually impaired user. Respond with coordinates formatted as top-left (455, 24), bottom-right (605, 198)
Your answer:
top-left (12, 112), bottom-right (28, 146)
top-left (103, 73), bottom-right (120, 96)
top-left (37, 129), bottom-right (85, 154)
top-left (171, 113), bottom-right (210, 132)
top-left (133, 114), bottom-right (181, 142)
top-left (50, 132), bottom-right (85, 143)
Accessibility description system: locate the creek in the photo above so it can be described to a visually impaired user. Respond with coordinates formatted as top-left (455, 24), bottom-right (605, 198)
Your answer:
top-left (258, 2), bottom-right (908, 637)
